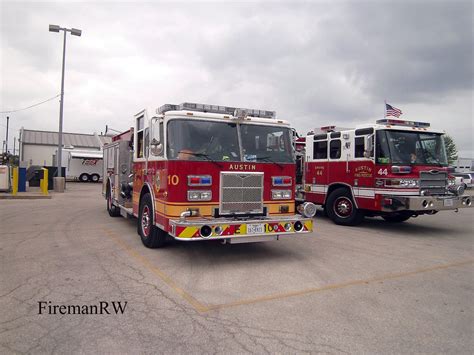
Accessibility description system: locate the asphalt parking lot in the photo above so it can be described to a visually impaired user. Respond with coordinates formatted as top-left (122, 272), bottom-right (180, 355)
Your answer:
top-left (1, 183), bottom-right (473, 354)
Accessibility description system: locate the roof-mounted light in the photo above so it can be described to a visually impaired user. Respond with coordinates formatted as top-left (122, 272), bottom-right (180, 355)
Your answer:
top-left (156, 104), bottom-right (179, 114)
top-left (233, 108), bottom-right (248, 120)
top-left (156, 102), bottom-right (276, 119)
top-left (320, 125), bottom-right (336, 132)
top-left (376, 119), bottom-right (430, 128)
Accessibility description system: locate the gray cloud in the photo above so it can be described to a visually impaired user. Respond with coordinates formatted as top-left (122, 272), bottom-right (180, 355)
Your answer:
top-left (1, 1), bottom-right (472, 156)
top-left (335, 1), bottom-right (473, 102)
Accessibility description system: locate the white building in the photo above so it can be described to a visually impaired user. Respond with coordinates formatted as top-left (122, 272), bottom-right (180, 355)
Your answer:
top-left (19, 128), bottom-right (112, 166)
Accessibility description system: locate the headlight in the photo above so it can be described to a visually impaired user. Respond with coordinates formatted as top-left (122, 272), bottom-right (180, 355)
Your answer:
top-left (385, 179), bottom-right (419, 188)
top-left (400, 179), bottom-right (419, 188)
top-left (272, 190), bottom-right (292, 200)
top-left (187, 190), bottom-right (212, 201)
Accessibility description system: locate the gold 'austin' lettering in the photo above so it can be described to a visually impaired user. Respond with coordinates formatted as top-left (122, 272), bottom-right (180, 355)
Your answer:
top-left (228, 164), bottom-right (256, 171)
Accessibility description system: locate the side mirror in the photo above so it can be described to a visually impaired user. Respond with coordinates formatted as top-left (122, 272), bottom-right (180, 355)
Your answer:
top-left (364, 134), bottom-right (374, 158)
top-left (364, 134), bottom-right (374, 150)
top-left (150, 143), bottom-right (163, 156)
top-left (150, 117), bottom-right (160, 146)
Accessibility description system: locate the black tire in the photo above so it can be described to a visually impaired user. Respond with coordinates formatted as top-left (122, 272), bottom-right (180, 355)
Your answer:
top-left (326, 187), bottom-right (364, 226)
top-left (91, 174), bottom-right (100, 183)
top-left (79, 173), bottom-right (90, 182)
top-left (138, 193), bottom-right (167, 248)
top-left (382, 212), bottom-right (412, 223)
top-left (106, 185), bottom-right (120, 217)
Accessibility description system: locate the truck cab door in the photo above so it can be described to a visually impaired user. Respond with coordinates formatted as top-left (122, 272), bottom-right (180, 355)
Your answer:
top-left (305, 135), bottom-right (328, 204)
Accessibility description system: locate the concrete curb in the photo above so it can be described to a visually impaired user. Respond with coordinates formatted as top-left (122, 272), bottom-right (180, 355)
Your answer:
top-left (0, 194), bottom-right (52, 200)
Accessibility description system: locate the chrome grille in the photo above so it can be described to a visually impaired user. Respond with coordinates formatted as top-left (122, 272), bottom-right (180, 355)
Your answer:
top-left (419, 170), bottom-right (447, 195)
top-left (220, 172), bottom-right (264, 214)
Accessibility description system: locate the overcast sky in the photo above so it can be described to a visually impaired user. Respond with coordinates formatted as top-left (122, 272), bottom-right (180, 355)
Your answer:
top-left (1, 0), bottom-right (472, 157)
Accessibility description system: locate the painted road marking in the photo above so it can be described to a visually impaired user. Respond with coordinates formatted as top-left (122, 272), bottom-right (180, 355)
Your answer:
top-left (103, 228), bottom-right (208, 313)
top-left (102, 228), bottom-right (473, 313)
top-left (206, 259), bottom-right (474, 311)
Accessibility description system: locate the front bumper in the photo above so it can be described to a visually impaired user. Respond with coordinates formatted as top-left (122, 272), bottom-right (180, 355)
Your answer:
top-left (381, 194), bottom-right (472, 212)
top-left (169, 215), bottom-right (313, 241)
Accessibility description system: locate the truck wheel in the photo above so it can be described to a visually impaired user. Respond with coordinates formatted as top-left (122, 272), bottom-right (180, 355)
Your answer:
top-left (79, 173), bottom-right (90, 182)
top-left (107, 186), bottom-right (120, 217)
top-left (382, 212), bottom-right (412, 223)
top-left (139, 193), bottom-right (167, 248)
top-left (91, 174), bottom-right (100, 183)
top-left (326, 188), bottom-right (364, 226)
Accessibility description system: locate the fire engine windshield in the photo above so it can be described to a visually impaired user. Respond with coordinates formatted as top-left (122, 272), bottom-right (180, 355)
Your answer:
top-left (240, 124), bottom-right (294, 163)
top-left (376, 130), bottom-right (448, 166)
top-left (167, 119), bottom-right (294, 163)
top-left (167, 119), bottom-right (240, 161)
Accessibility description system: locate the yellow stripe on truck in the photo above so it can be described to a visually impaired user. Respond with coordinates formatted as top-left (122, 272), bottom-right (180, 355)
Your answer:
top-left (154, 200), bottom-right (294, 218)
top-left (179, 226), bottom-right (199, 238)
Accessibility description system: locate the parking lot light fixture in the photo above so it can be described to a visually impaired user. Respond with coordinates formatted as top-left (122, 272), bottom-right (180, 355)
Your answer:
top-left (49, 24), bottom-right (82, 182)
top-left (70, 28), bottom-right (82, 37)
top-left (49, 24), bottom-right (60, 32)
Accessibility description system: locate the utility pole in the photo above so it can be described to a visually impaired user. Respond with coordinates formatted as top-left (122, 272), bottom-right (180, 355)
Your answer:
top-left (5, 116), bottom-right (9, 153)
top-left (13, 137), bottom-right (16, 156)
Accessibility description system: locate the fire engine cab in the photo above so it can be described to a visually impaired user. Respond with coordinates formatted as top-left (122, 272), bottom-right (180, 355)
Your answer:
top-left (103, 102), bottom-right (314, 248)
top-left (295, 118), bottom-right (472, 226)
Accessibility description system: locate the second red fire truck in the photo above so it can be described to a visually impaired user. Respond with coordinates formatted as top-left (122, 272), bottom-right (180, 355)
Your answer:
top-left (295, 118), bottom-right (472, 225)
top-left (103, 102), bottom-right (314, 248)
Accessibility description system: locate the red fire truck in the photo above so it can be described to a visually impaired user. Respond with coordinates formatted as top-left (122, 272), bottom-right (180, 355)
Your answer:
top-left (295, 118), bottom-right (472, 226)
top-left (103, 102), bottom-right (315, 248)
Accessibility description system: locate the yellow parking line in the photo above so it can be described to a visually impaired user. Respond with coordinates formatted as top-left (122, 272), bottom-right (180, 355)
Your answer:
top-left (205, 259), bottom-right (474, 312)
top-left (102, 228), bottom-right (209, 313)
top-left (102, 226), bottom-right (473, 314)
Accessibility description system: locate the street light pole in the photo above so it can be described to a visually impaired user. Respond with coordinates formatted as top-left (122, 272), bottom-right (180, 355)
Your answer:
top-left (57, 29), bottom-right (67, 177)
top-left (49, 24), bottom-right (81, 180)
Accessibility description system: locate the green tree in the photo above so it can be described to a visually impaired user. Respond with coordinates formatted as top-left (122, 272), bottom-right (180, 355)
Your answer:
top-left (444, 134), bottom-right (458, 165)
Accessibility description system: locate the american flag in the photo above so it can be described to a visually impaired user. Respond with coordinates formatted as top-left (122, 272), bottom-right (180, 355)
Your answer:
top-left (385, 103), bottom-right (402, 117)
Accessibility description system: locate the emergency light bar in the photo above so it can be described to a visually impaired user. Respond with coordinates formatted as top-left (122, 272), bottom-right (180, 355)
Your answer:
top-left (376, 119), bottom-right (430, 128)
top-left (320, 125), bottom-right (336, 132)
top-left (156, 102), bottom-right (276, 119)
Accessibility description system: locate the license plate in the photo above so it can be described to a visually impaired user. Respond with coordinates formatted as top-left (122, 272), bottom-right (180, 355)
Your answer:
top-left (443, 199), bottom-right (453, 207)
top-left (247, 223), bottom-right (265, 235)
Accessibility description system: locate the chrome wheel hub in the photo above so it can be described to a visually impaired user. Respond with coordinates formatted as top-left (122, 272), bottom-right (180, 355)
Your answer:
top-left (334, 197), bottom-right (353, 218)
top-left (141, 206), bottom-right (150, 236)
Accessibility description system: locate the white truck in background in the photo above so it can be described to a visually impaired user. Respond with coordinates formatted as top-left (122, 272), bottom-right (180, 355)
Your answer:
top-left (60, 148), bottom-right (104, 182)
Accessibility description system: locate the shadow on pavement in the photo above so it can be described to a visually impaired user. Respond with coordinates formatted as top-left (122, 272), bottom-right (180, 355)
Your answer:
top-left (118, 213), bottom-right (306, 264)
top-left (314, 209), bottom-right (458, 236)
top-left (165, 237), bottom-right (305, 266)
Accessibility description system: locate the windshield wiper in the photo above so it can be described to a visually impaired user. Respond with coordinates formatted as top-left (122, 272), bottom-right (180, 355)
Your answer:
top-left (256, 155), bottom-right (284, 169)
top-left (184, 152), bottom-right (222, 168)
